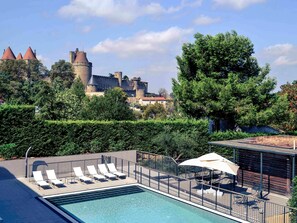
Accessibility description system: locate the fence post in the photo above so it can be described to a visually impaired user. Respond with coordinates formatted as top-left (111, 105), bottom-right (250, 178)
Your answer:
top-left (189, 181), bottom-right (192, 201)
top-left (263, 201), bottom-right (266, 223)
top-left (149, 169), bottom-right (151, 187)
top-left (115, 157), bottom-right (117, 167)
top-left (140, 167), bottom-right (142, 184)
top-left (168, 175), bottom-right (170, 194)
top-left (128, 161), bottom-right (130, 177)
top-left (245, 197), bottom-right (248, 222)
top-left (283, 206), bottom-right (285, 223)
top-left (215, 190), bottom-right (218, 210)
top-left (155, 155), bottom-right (157, 169)
top-left (229, 193), bottom-right (232, 215)
top-left (178, 179), bottom-right (180, 197)
top-left (121, 159), bottom-right (123, 172)
top-left (70, 161), bottom-right (73, 177)
top-left (57, 163), bottom-right (59, 178)
top-left (84, 160), bottom-right (86, 174)
top-left (202, 186), bottom-right (204, 206)
top-left (135, 164), bottom-right (137, 180)
top-left (158, 172), bottom-right (160, 190)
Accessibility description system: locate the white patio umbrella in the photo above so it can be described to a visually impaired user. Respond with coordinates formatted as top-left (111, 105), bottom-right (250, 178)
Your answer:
top-left (179, 152), bottom-right (239, 194)
top-left (179, 152), bottom-right (239, 176)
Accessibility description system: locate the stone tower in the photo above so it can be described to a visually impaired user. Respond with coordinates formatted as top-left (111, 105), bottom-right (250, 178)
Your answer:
top-left (69, 48), bottom-right (92, 88)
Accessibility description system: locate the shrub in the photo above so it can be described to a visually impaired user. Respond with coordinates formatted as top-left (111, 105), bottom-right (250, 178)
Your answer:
top-left (0, 144), bottom-right (16, 159)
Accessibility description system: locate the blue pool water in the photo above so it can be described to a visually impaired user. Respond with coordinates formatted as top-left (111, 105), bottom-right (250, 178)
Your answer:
top-left (46, 186), bottom-right (238, 223)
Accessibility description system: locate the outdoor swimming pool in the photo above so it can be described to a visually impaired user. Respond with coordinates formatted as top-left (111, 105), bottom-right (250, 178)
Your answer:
top-left (45, 185), bottom-right (240, 223)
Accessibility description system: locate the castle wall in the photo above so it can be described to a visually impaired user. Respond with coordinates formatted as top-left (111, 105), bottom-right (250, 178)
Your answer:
top-left (73, 62), bottom-right (92, 88)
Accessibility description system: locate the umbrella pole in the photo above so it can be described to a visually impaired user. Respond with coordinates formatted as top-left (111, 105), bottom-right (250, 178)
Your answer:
top-left (201, 167), bottom-right (204, 190)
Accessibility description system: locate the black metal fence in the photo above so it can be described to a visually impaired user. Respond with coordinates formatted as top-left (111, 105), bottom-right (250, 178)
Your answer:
top-left (29, 155), bottom-right (297, 223)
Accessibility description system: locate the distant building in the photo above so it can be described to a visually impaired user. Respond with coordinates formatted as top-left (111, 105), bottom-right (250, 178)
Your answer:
top-left (69, 48), bottom-right (148, 98)
top-left (138, 97), bottom-right (170, 106)
top-left (1, 46), bottom-right (37, 62)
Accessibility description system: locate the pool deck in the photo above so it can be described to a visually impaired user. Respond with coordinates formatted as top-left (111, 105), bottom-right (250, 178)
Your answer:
top-left (19, 176), bottom-right (137, 197)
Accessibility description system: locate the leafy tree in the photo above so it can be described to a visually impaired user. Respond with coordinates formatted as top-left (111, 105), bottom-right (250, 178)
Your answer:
top-left (143, 103), bottom-right (167, 120)
top-left (152, 126), bottom-right (198, 161)
top-left (280, 81), bottom-right (297, 114)
top-left (82, 87), bottom-right (135, 121)
top-left (158, 88), bottom-right (168, 98)
top-left (173, 31), bottom-right (277, 130)
top-left (0, 60), bottom-right (48, 104)
top-left (288, 176), bottom-right (297, 223)
top-left (50, 60), bottom-right (75, 89)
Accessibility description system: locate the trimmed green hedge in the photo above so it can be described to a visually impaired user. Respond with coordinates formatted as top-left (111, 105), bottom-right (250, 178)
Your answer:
top-left (0, 105), bottom-right (209, 158)
top-left (0, 105), bottom-right (268, 159)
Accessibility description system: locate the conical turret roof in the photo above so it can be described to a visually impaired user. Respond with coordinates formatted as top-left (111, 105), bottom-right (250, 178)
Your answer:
top-left (23, 47), bottom-right (37, 60)
top-left (74, 51), bottom-right (89, 63)
top-left (16, 53), bottom-right (23, 60)
top-left (2, 47), bottom-right (16, 60)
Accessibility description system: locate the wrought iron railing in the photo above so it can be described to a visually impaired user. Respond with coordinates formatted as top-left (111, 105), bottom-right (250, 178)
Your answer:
top-left (29, 155), bottom-right (297, 223)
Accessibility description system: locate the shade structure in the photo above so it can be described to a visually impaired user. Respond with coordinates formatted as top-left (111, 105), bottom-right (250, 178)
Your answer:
top-left (179, 152), bottom-right (239, 175)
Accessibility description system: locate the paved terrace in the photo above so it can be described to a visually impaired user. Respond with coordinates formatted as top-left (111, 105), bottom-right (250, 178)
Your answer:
top-left (0, 150), bottom-right (293, 223)
top-left (0, 151), bottom-right (137, 223)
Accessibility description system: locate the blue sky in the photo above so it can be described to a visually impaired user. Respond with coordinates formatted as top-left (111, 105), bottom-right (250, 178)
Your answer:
top-left (1, 0), bottom-right (296, 93)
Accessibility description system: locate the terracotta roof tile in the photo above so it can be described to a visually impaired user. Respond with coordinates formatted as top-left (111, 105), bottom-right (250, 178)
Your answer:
top-left (141, 97), bottom-right (167, 101)
top-left (74, 51), bottom-right (89, 63)
top-left (23, 47), bottom-right (37, 60)
top-left (16, 53), bottom-right (23, 60)
top-left (2, 47), bottom-right (16, 60)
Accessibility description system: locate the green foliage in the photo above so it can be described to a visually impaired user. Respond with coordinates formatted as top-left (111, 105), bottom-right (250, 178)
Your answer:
top-left (143, 103), bottom-right (167, 120)
top-left (82, 88), bottom-right (135, 121)
top-left (0, 105), bottom-right (271, 160)
top-left (50, 60), bottom-right (75, 89)
top-left (288, 177), bottom-right (297, 222)
top-left (0, 106), bottom-right (210, 158)
top-left (151, 126), bottom-right (199, 160)
top-left (0, 144), bottom-right (16, 159)
top-left (0, 60), bottom-right (49, 104)
top-left (56, 142), bottom-right (81, 156)
top-left (173, 31), bottom-right (278, 130)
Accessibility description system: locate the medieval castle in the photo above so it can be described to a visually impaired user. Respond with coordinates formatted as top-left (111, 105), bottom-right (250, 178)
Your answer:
top-left (69, 48), bottom-right (148, 98)
top-left (1, 46), bottom-right (37, 61)
top-left (1, 47), bottom-right (170, 106)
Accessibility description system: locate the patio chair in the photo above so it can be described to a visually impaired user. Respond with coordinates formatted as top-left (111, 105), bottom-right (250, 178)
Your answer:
top-left (87, 165), bottom-right (106, 181)
top-left (106, 163), bottom-right (126, 178)
top-left (73, 167), bottom-right (92, 183)
top-left (98, 164), bottom-right (117, 180)
top-left (32, 171), bottom-right (50, 189)
top-left (46, 169), bottom-right (64, 187)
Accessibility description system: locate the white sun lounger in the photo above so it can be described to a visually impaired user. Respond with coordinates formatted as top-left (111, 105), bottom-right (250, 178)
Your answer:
top-left (107, 163), bottom-right (126, 178)
top-left (73, 167), bottom-right (92, 183)
top-left (98, 164), bottom-right (116, 179)
top-left (87, 165), bottom-right (106, 181)
top-left (46, 169), bottom-right (64, 187)
top-left (33, 171), bottom-right (50, 189)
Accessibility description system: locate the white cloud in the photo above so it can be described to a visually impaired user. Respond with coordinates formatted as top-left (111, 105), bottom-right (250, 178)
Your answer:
top-left (194, 15), bottom-right (220, 25)
top-left (262, 43), bottom-right (297, 66)
top-left (58, 0), bottom-right (202, 23)
top-left (213, 0), bottom-right (266, 10)
top-left (91, 27), bottom-right (193, 57)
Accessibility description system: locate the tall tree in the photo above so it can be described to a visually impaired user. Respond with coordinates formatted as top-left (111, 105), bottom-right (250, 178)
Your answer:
top-left (0, 60), bottom-right (48, 104)
top-left (158, 88), bottom-right (168, 98)
top-left (82, 87), bottom-right (135, 121)
top-left (143, 103), bottom-right (167, 120)
top-left (50, 60), bottom-right (75, 89)
top-left (173, 31), bottom-right (277, 130)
